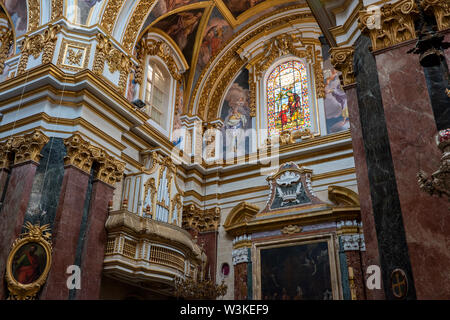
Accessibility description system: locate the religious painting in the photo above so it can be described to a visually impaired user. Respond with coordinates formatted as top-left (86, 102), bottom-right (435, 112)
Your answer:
top-left (220, 69), bottom-right (252, 159)
top-left (126, 69), bottom-right (140, 103)
top-left (66, 0), bottom-right (104, 26)
top-left (1, 0), bottom-right (27, 37)
top-left (142, 0), bottom-right (203, 29)
top-left (153, 9), bottom-right (203, 64)
top-left (322, 56), bottom-right (350, 134)
top-left (223, 0), bottom-right (265, 18)
top-left (197, 8), bottom-right (233, 72)
top-left (267, 60), bottom-right (311, 137)
top-left (260, 241), bottom-right (333, 300)
top-left (5, 222), bottom-right (52, 300)
top-left (11, 242), bottom-right (47, 285)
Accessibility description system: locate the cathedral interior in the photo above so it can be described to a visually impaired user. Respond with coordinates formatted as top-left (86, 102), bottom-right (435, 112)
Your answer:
top-left (0, 0), bottom-right (448, 301)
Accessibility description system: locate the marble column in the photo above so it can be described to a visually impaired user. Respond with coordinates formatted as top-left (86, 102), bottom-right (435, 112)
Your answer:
top-left (374, 40), bottom-right (450, 299)
top-left (232, 247), bottom-right (250, 300)
top-left (0, 129), bottom-right (49, 299)
top-left (76, 179), bottom-right (115, 300)
top-left (197, 231), bottom-right (218, 281)
top-left (0, 168), bottom-right (9, 204)
top-left (39, 165), bottom-right (91, 300)
top-left (344, 84), bottom-right (385, 300)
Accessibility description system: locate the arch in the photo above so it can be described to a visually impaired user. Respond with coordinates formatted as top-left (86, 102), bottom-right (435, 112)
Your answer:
top-left (223, 201), bottom-right (260, 231)
top-left (328, 185), bottom-right (360, 206)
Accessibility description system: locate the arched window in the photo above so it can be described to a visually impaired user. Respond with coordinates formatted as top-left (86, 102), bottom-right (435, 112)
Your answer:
top-left (267, 60), bottom-right (311, 137)
top-left (145, 59), bottom-right (171, 128)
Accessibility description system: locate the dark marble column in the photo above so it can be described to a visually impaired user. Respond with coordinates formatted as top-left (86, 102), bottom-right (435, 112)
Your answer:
top-left (75, 180), bottom-right (114, 300)
top-left (375, 41), bottom-right (450, 299)
top-left (0, 169), bottom-right (10, 206)
top-left (0, 161), bottom-right (39, 299)
top-left (344, 84), bottom-right (385, 299)
top-left (39, 166), bottom-right (91, 300)
top-left (354, 35), bottom-right (416, 300)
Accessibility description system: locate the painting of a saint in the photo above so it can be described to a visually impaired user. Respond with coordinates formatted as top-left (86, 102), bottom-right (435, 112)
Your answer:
top-left (172, 85), bottom-right (184, 148)
top-left (223, 0), bottom-right (265, 17)
top-left (220, 70), bottom-right (252, 159)
top-left (198, 9), bottom-right (233, 71)
top-left (153, 9), bottom-right (203, 64)
top-left (12, 242), bottom-right (47, 285)
top-left (260, 241), bottom-right (332, 300)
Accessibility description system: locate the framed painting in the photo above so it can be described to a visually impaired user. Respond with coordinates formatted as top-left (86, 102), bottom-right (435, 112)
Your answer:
top-left (5, 223), bottom-right (52, 300)
top-left (253, 234), bottom-right (341, 300)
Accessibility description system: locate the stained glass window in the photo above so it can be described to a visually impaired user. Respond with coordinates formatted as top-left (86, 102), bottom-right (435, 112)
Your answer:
top-left (267, 60), bottom-right (310, 137)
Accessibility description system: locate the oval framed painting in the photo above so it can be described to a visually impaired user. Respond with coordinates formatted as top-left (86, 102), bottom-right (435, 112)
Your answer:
top-left (5, 223), bottom-right (52, 300)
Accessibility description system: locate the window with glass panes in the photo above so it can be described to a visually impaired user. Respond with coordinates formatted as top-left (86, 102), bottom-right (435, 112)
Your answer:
top-left (145, 62), bottom-right (169, 126)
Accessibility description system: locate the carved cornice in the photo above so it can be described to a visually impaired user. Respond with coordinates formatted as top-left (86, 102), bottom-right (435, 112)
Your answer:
top-left (329, 46), bottom-right (355, 87)
top-left (421, 0), bottom-right (450, 31)
top-left (358, 0), bottom-right (419, 51)
top-left (182, 204), bottom-right (221, 232)
top-left (11, 129), bottom-right (50, 165)
top-left (27, 0), bottom-right (40, 32)
top-left (100, 0), bottom-right (126, 34)
top-left (17, 25), bottom-right (61, 75)
top-left (122, 0), bottom-right (158, 53)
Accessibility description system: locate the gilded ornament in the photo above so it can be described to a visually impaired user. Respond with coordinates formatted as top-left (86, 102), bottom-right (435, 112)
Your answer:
top-left (122, 0), bottom-right (158, 53)
top-left (358, 0), bottom-right (419, 51)
top-left (0, 28), bottom-right (13, 74)
top-left (0, 137), bottom-right (13, 169)
top-left (142, 39), bottom-right (182, 81)
top-left (330, 46), bottom-right (355, 87)
top-left (27, 0), bottom-right (40, 32)
top-left (51, 0), bottom-right (63, 20)
top-left (100, 0), bottom-right (126, 34)
top-left (11, 129), bottom-right (50, 165)
top-left (281, 225), bottom-right (302, 234)
top-left (63, 134), bottom-right (94, 173)
top-left (182, 204), bottom-right (221, 232)
top-left (421, 0), bottom-right (450, 31)
top-left (5, 222), bottom-right (52, 300)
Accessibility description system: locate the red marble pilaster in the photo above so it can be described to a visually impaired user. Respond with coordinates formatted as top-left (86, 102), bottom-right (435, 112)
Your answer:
top-left (0, 162), bottom-right (38, 299)
top-left (234, 263), bottom-right (248, 300)
top-left (0, 169), bottom-right (10, 201)
top-left (344, 84), bottom-right (385, 299)
top-left (345, 250), bottom-right (366, 300)
top-left (444, 30), bottom-right (450, 68)
top-left (375, 43), bottom-right (450, 299)
top-left (76, 180), bottom-right (114, 300)
top-left (40, 166), bottom-right (90, 300)
top-left (197, 231), bottom-right (218, 281)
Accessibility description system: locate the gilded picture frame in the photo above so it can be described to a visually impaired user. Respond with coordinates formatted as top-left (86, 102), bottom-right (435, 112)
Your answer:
top-left (252, 233), bottom-right (342, 300)
top-left (5, 222), bottom-right (52, 300)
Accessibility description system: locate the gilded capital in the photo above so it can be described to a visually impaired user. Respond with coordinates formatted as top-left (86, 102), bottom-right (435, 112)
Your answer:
top-left (90, 146), bottom-right (126, 186)
top-left (358, 0), bottom-right (419, 51)
top-left (63, 134), bottom-right (94, 173)
top-left (330, 46), bottom-right (355, 87)
top-left (11, 129), bottom-right (50, 165)
top-left (421, 0), bottom-right (450, 31)
top-left (182, 204), bottom-right (221, 232)
top-left (0, 137), bottom-right (13, 169)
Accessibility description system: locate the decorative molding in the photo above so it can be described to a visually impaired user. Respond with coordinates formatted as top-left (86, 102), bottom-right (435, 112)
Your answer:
top-left (56, 40), bottom-right (91, 72)
top-left (5, 222), bottom-right (52, 300)
top-left (0, 137), bottom-right (13, 169)
top-left (0, 27), bottom-right (13, 74)
top-left (329, 46), bottom-right (355, 87)
top-left (358, 0), bottom-right (419, 51)
top-left (100, 0), bottom-right (126, 34)
top-left (51, 0), bottom-right (63, 20)
top-left (64, 133), bottom-right (125, 185)
top-left (340, 234), bottom-right (361, 251)
top-left (328, 185), bottom-right (360, 206)
top-left (63, 134), bottom-right (94, 173)
top-left (122, 0), bottom-right (158, 53)
top-left (421, 0), bottom-right (450, 31)
top-left (281, 224), bottom-right (302, 234)
top-left (232, 247), bottom-right (249, 265)
top-left (141, 39), bottom-right (183, 81)
top-left (182, 204), bottom-right (221, 232)
top-left (17, 25), bottom-right (61, 75)
top-left (27, 0), bottom-right (40, 32)
top-left (223, 202), bottom-right (260, 232)
top-left (11, 129), bottom-right (49, 165)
